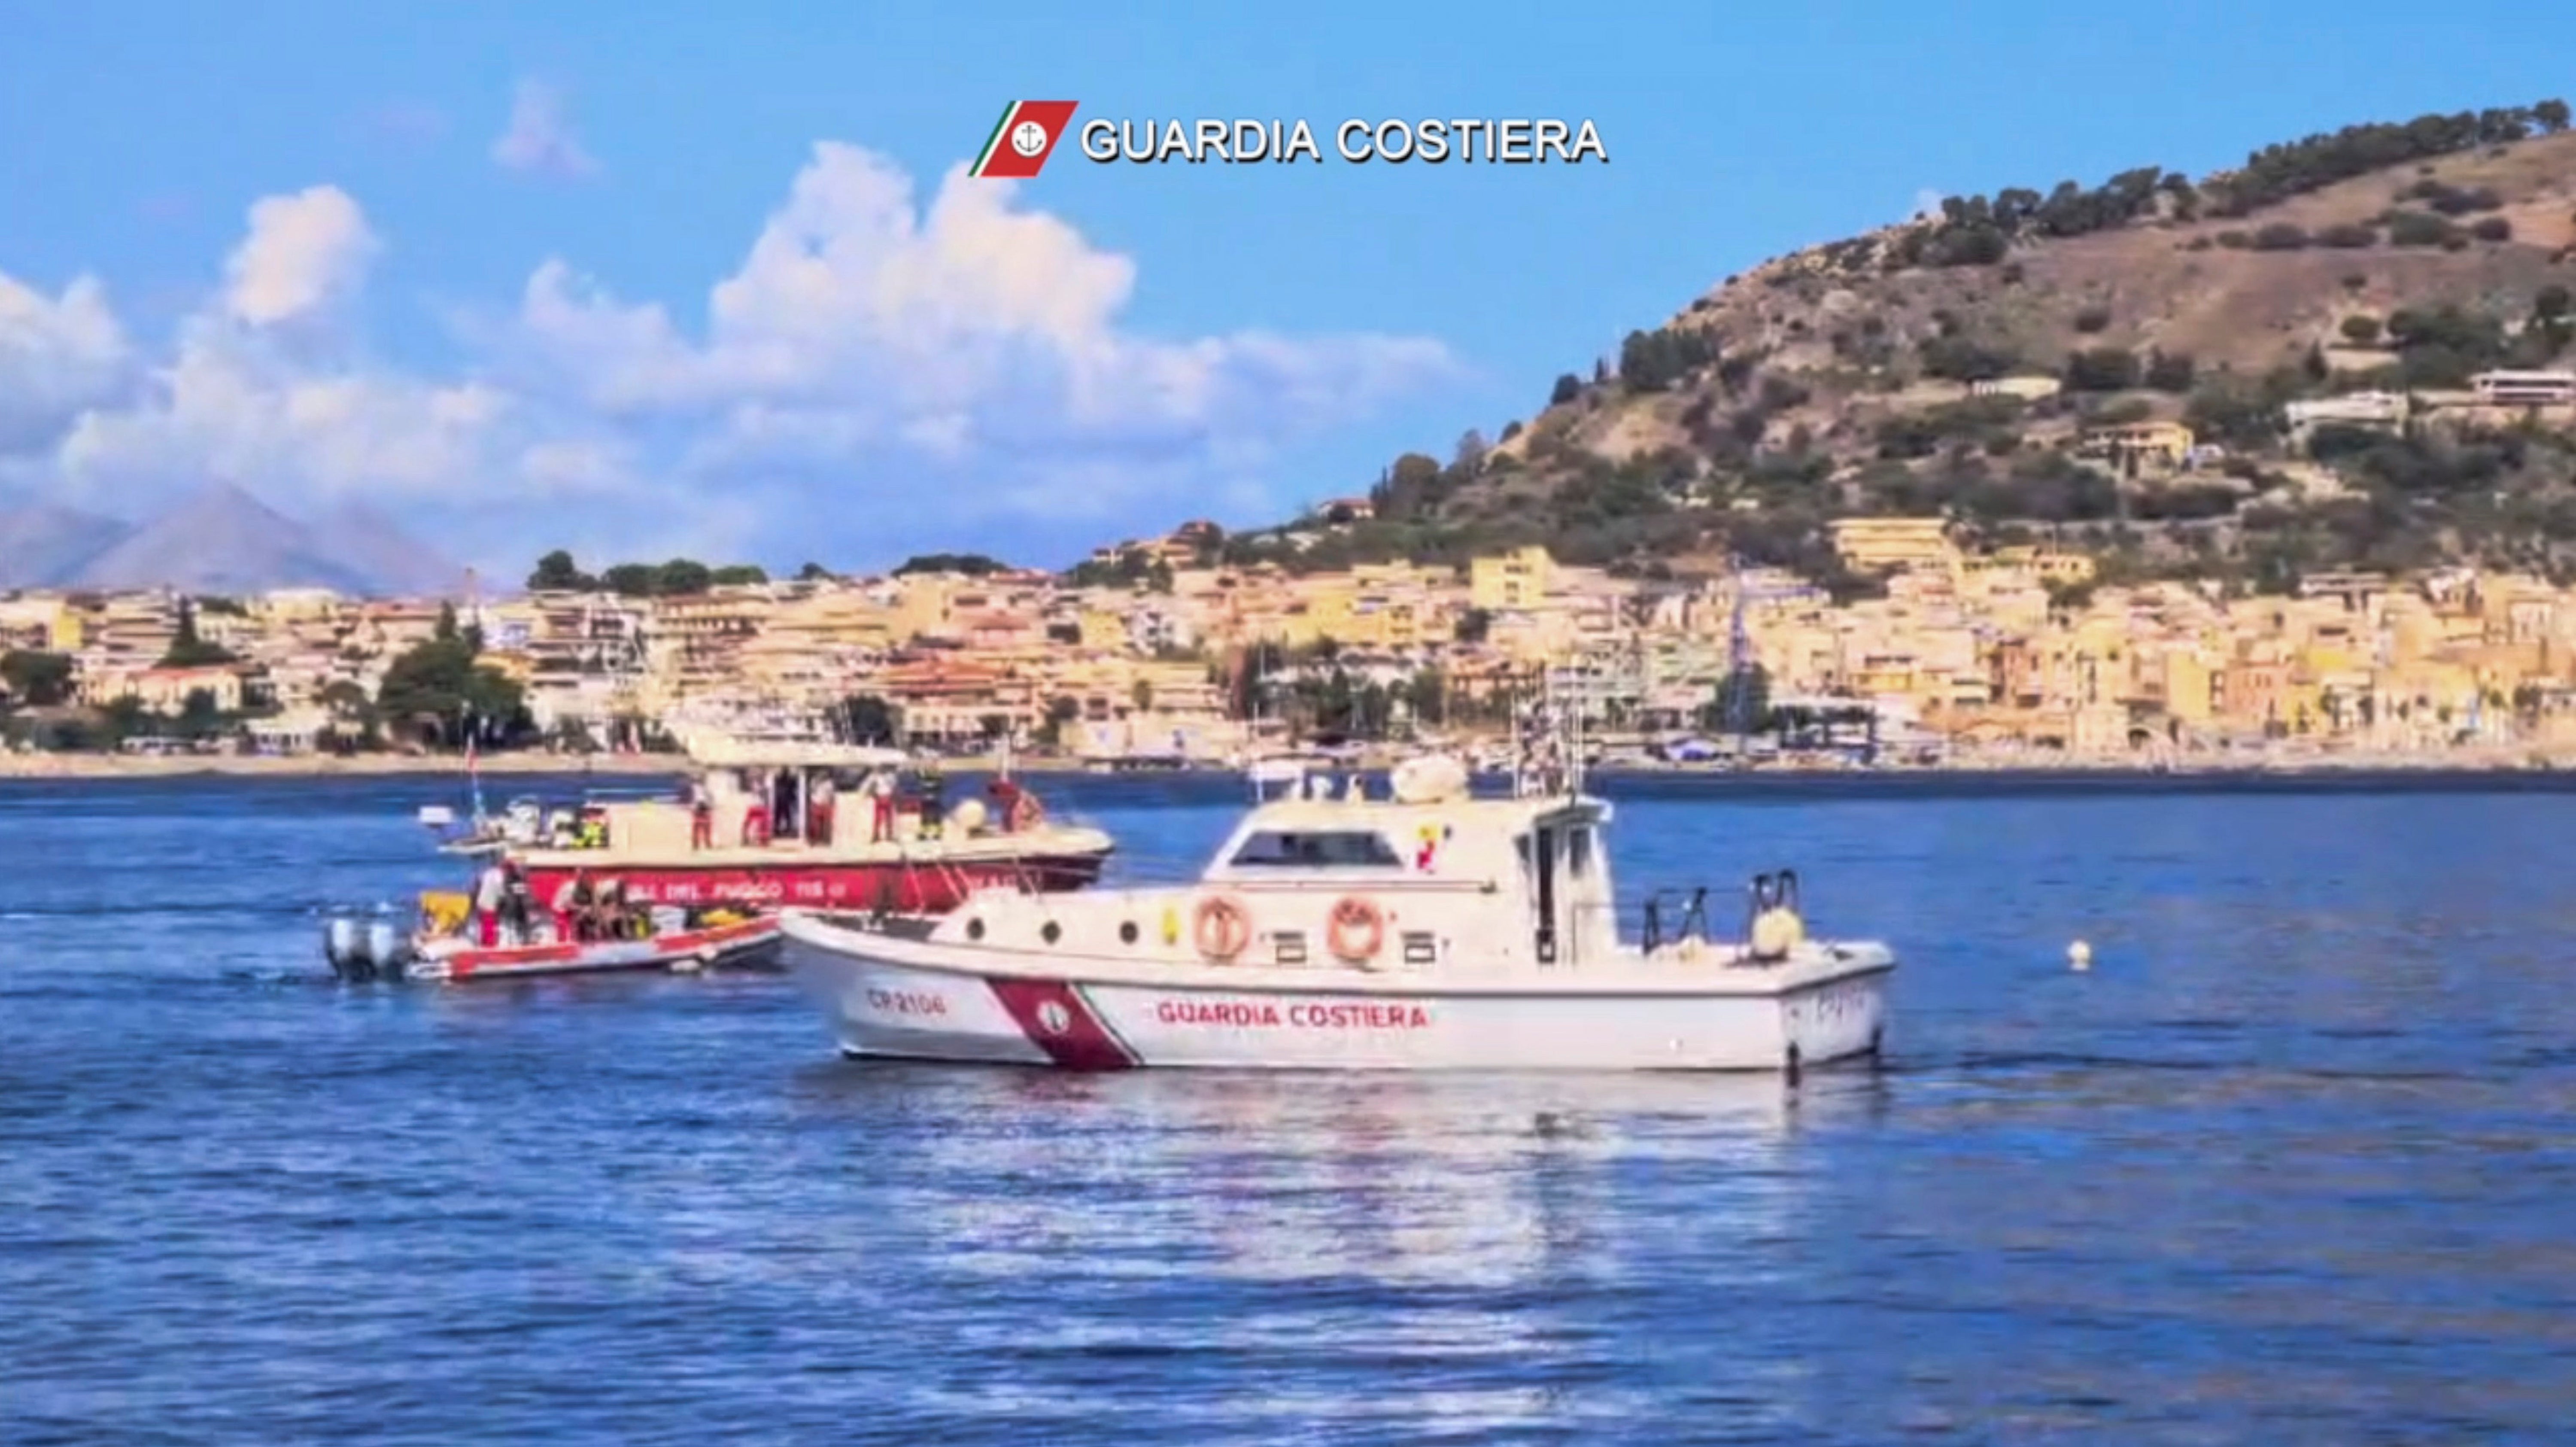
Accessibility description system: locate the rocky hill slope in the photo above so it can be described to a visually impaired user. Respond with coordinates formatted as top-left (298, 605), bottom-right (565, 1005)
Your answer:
top-left (0, 486), bottom-right (468, 597)
top-left (1243, 99), bottom-right (2576, 596)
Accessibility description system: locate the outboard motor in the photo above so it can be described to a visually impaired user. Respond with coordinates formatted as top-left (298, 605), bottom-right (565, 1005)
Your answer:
top-left (324, 912), bottom-right (371, 980)
top-left (365, 911), bottom-right (407, 979)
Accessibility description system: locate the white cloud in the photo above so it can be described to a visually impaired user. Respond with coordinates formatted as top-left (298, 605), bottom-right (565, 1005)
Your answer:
top-left (0, 274), bottom-right (131, 454)
top-left (1911, 187), bottom-right (1945, 221)
top-left (0, 139), bottom-right (1458, 572)
top-left (223, 186), bottom-right (378, 326)
top-left (491, 80), bottom-right (598, 179)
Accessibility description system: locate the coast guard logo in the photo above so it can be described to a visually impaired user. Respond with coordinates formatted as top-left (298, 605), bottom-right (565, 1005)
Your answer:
top-left (970, 101), bottom-right (1079, 179)
top-left (1036, 1000), bottom-right (1073, 1036)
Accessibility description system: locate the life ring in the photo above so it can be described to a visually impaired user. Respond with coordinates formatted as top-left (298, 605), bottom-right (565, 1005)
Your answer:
top-left (1326, 896), bottom-right (1385, 965)
top-left (1192, 895), bottom-right (1252, 962)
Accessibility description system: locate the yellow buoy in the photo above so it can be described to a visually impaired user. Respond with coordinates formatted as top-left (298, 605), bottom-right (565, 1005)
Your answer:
top-left (2068, 939), bottom-right (2093, 971)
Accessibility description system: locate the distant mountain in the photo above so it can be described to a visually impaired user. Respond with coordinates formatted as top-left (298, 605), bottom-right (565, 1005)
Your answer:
top-left (0, 504), bottom-right (134, 588)
top-left (0, 484), bottom-right (479, 598)
top-left (304, 501), bottom-right (470, 598)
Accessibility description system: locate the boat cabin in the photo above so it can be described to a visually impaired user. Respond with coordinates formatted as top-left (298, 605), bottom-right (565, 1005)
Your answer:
top-left (927, 752), bottom-right (1625, 973)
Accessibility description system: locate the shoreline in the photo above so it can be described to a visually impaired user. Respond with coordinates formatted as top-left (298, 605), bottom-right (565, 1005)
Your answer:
top-left (0, 746), bottom-right (2562, 781)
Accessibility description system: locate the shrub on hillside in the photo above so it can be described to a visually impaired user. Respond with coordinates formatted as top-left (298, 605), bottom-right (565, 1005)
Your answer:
top-left (2317, 222), bottom-right (2378, 248)
top-left (2063, 347), bottom-right (2142, 392)
top-left (1918, 335), bottom-right (2020, 382)
top-left (2251, 222), bottom-right (2310, 250)
top-left (1549, 374), bottom-right (1583, 407)
top-left (2130, 483), bottom-right (2242, 522)
top-left (2470, 216), bottom-right (2513, 243)
top-left (2340, 314), bottom-right (2383, 344)
top-left (2144, 349), bottom-right (2197, 392)
top-left (2072, 306), bottom-right (2113, 333)
top-left (2216, 229), bottom-right (2253, 249)
top-left (2385, 210), bottom-right (2459, 247)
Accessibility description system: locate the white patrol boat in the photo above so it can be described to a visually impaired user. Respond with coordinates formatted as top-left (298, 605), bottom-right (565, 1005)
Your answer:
top-left (783, 730), bottom-right (1897, 1076)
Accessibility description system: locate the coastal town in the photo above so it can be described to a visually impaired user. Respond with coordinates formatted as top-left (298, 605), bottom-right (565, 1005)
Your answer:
top-left (3, 499), bottom-right (2573, 772)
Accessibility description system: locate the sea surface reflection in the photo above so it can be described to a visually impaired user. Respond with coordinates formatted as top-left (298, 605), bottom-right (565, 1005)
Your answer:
top-left (3, 772), bottom-right (2574, 1443)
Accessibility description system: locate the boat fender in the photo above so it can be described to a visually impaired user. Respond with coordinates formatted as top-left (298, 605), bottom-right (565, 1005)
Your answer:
top-left (1159, 904), bottom-right (1181, 947)
top-left (1750, 907), bottom-right (1802, 961)
top-left (1193, 896), bottom-right (1252, 963)
top-left (1325, 896), bottom-right (1385, 965)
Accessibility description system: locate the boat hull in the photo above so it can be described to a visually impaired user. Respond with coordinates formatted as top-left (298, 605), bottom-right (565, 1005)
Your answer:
top-left (413, 916), bottom-right (783, 982)
top-left (785, 922), bottom-right (1890, 1073)
top-left (518, 852), bottom-right (1107, 915)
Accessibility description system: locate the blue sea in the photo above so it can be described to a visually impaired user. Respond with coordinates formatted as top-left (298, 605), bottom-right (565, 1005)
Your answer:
top-left (4, 770), bottom-right (2574, 1445)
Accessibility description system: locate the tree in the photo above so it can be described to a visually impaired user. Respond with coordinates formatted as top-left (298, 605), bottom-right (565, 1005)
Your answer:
top-left (1454, 429), bottom-right (1488, 473)
top-left (434, 601), bottom-right (460, 643)
top-left (2143, 349), bottom-right (2196, 393)
top-left (796, 561), bottom-right (834, 581)
top-left (710, 564), bottom-right (769, 586)
top-left (894, 553), bottom-right (1007, 576)
top-left (2063, 347), bottom-right (2141, 392)
top-left (375, 629), bottom-right (527, 750)
top-left (601, 562), bottom-right (659, 596)
top-left (656, 558), bottom-right (714, 596)
top-left (2539, 99), bottom-right (2572, 133)
top-left (2341, 315), bottom-right (2383, 345)
top-left (528, 550), bottom-right (594, 591)
top-left (2537, 285), bottom-right (2573, 321)
top-left (1550, 373), bottom-right (1583, 407)
top-left (159, 600), bottom-right (237, 668)
top-left (1454, 607), bottom-right (1493, 644)
top-left (0, 650), bottom-right (74, 708)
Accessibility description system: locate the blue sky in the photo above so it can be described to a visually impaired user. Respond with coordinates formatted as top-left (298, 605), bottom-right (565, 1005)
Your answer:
top-left (3, 2), bottom-right (2573, 577)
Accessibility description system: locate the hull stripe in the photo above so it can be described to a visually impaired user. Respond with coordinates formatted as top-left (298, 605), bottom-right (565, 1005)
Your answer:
top-left (986, 979), bottom-right (1139, 1070)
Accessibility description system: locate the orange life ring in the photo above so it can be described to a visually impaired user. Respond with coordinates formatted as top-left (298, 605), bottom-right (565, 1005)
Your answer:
top-left (1326, 896), bottom-right (1385, 964)
top-left (1193, 895), bottom-right (1252, 962)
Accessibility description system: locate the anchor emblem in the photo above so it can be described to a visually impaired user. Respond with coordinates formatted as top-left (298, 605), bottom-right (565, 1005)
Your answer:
top-left (1036, 1000), bottom-right (1072, 1036)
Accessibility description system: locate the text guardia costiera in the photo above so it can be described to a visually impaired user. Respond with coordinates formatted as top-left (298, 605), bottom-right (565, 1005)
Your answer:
top-left (1079, 118), bottom-right (1609, 164)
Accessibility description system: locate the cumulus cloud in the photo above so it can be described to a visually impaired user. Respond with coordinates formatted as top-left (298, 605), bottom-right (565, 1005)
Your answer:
top-left (491, 80), bottom-right (599, 179)
top-left (222, 186), bottom-right (378, 326)
top-left (0, 140), bottom-right (1457, 570)
top-left (0, 274), bottom-right (131, 455)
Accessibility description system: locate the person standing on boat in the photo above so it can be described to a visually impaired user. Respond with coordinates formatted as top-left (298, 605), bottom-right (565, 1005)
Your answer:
top-left (473, 861), bottom-right (507, 947)
top-left (919, 761), bottom-right (946, 840)
top-left (868, 767), bottom-right (896, 843)
top-left (555, 870), bottom-right (595, 942)
top-left (500, 860), bottom-right (534, 943)
top-left (687, 778), bottom-right (713, 851)
top-left (809, 772), bottom-right (837, 846)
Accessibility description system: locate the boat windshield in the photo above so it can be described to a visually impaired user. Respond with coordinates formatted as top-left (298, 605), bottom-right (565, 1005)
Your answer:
top-left (1227, 830), bottom-right (1402, 869)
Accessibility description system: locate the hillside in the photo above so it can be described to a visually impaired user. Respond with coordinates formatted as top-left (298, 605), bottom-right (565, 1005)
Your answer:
top-left (0, 486), bottom-right (465, 597)
top-left (1231, 99), bottom-right (2576, 595)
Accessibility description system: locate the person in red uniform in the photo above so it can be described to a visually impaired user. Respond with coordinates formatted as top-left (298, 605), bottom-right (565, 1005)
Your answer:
top-left (808, 773), bottom-right (836, 846)
top-left (688, 779), bottom-right (714, 850)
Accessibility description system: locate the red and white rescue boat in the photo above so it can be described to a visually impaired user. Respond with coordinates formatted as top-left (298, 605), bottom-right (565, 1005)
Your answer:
top-left (503, 739), bottom-right (1112, 915)
top-left (409, 914), bottom-right (783, 983)
top-left (784, 753), bottom-right (1897, 1076)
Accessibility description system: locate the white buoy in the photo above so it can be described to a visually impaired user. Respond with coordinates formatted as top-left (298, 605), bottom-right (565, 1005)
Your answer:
top-left (2068, 939), bottom-right (2093, 971)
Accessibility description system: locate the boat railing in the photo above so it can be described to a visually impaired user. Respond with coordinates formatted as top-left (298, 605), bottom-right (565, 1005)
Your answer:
top-left (1636, 888), bottom-right (1713, 953)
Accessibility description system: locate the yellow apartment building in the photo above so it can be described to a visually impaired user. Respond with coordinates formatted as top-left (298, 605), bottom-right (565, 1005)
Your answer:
top-left (1470, 547), bottom-right (1552, 611)
top-left (1828, 518), bottom-right (1959, 576)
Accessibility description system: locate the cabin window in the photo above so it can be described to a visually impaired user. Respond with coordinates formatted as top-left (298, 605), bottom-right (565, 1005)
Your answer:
top-left (1227, 830), bottom-right (1401, 869)
top-left (1567, 827), bottom-right (1593, 879)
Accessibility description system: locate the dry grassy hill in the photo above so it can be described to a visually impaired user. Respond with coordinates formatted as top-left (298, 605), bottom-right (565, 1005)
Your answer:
top-left (1218, 100), bottom-right (2576, 597)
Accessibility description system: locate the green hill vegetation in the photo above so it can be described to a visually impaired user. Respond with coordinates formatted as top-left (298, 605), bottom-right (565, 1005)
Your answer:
top-left (1213, 97), bottom-right (2576, 595)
